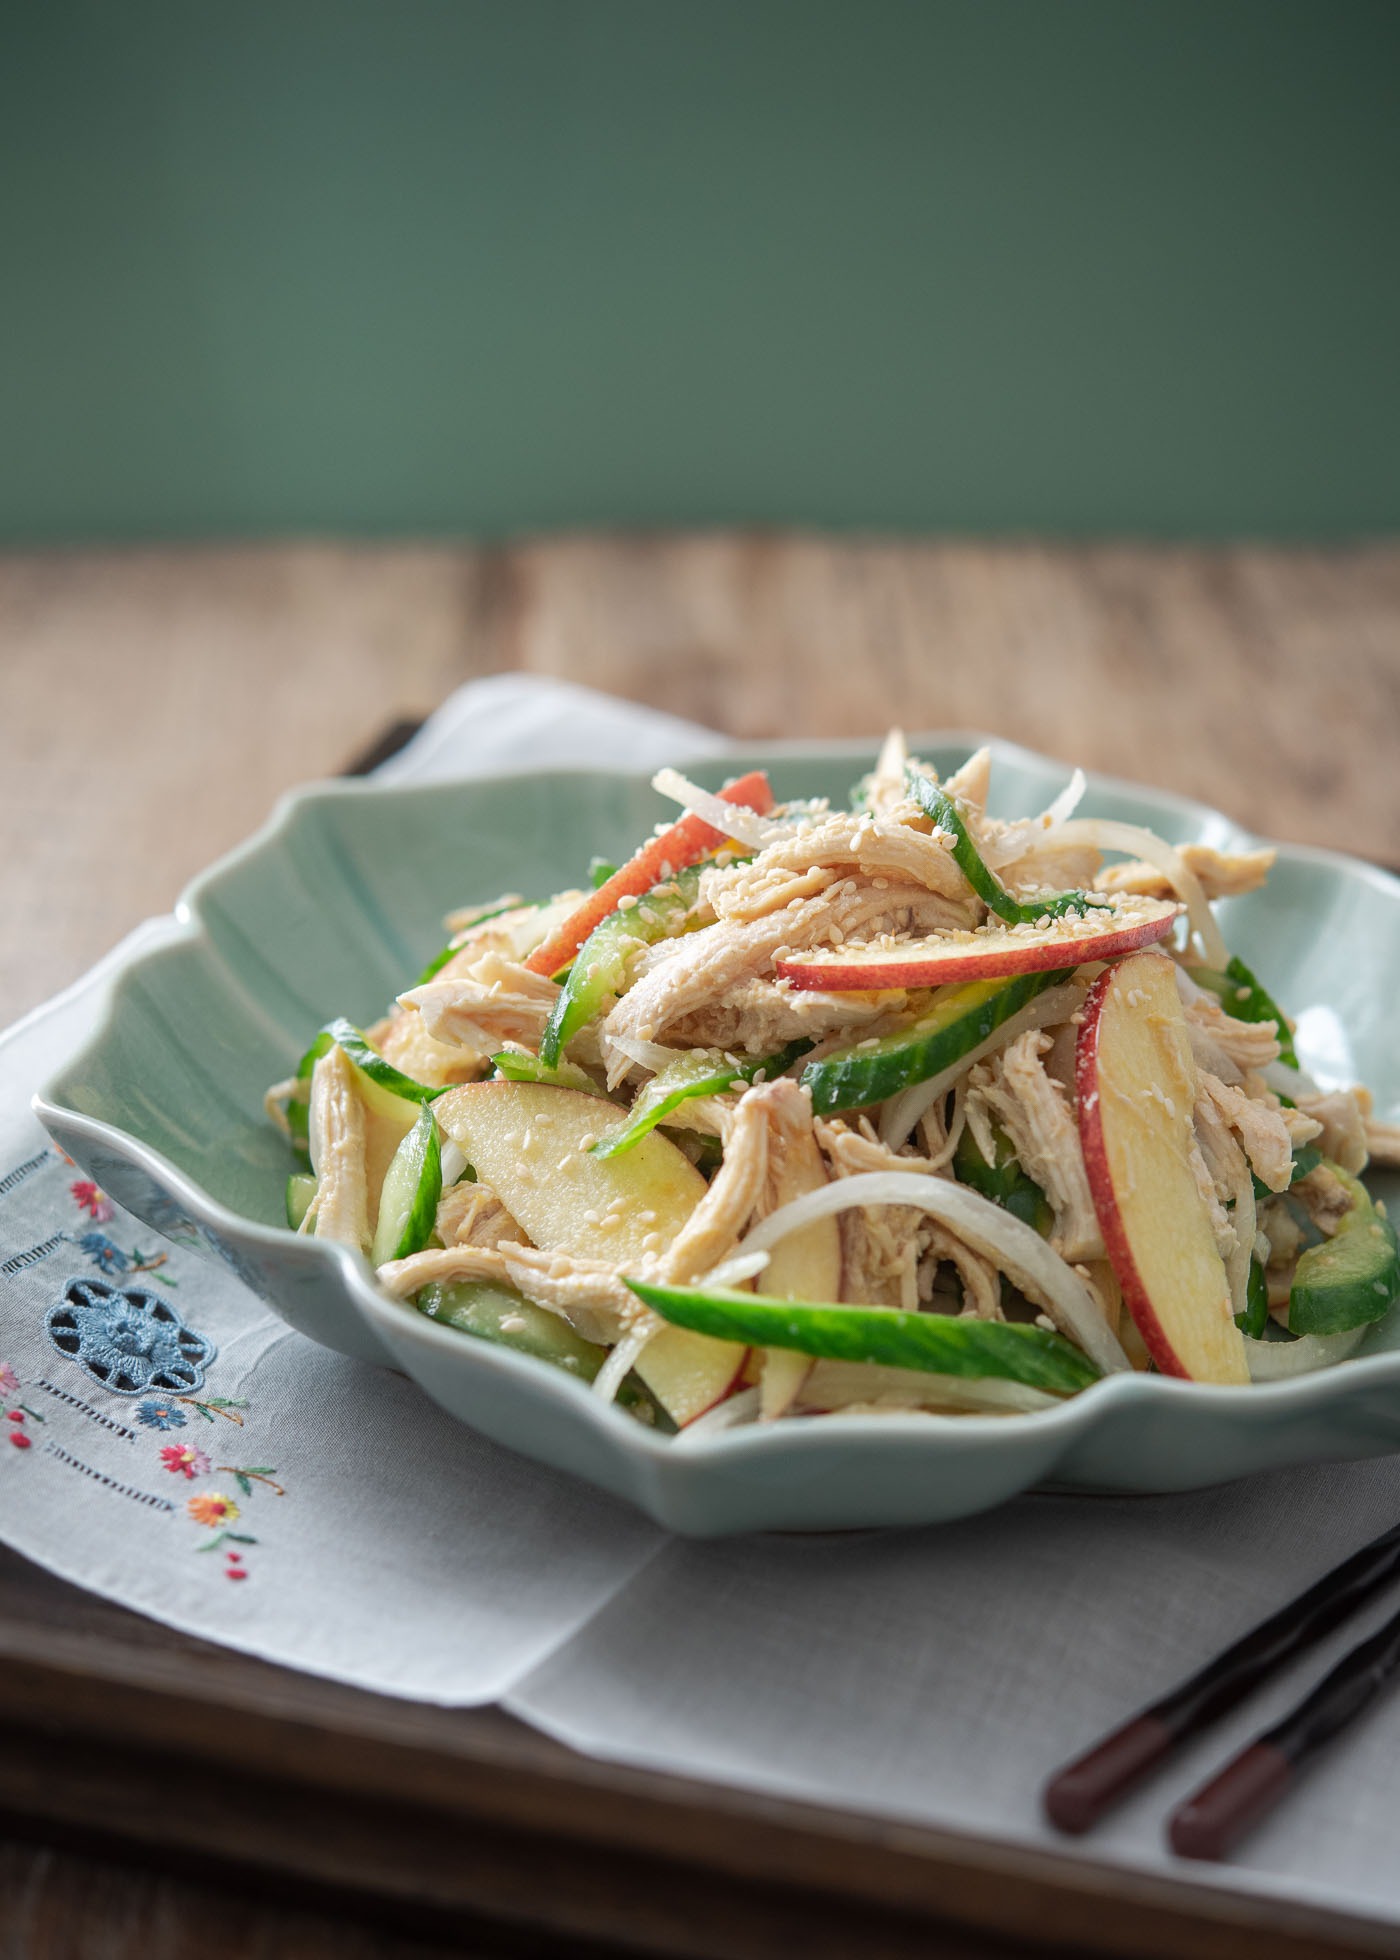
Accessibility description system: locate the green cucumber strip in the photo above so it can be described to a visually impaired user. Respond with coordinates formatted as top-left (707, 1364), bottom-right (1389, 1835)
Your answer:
top-left (296, 1019), bottom-right (444, 1103)
top-left (1193, 957), bottom-right (1299, 1070)
top-left (285, 1172), bottom-right (317, 1230)
top-left (803, 969), bottom-right (1069, 1115)
top-left (1236, 1256), bottom-right (1270, 1338)
top-left (371, 1104), bottom-right (443, 1267)
top-left (588, 857), bottom-right (619, 888)
top-left (953, 1125), bottom-right (1053, 1237)
top-left (417, 1277), bottom-right (608, 1380)
top-left (540, 865), bottom-right (706, 1066)
top-left (626, 1280), bottom-right (1099, 1395)
top-left (490, 1050), bottom-right (610, 1095)
top-left (592, 1039), bottom-right (812, 1159)
top-left (1286, 1169), bottom-right (1400, 1337)
top-left (906, 769), bottom-right (1108, 925)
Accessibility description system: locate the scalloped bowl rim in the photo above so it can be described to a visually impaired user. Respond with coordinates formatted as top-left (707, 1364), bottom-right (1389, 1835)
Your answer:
top-left (30, 733), bottom-right (1400, 1495)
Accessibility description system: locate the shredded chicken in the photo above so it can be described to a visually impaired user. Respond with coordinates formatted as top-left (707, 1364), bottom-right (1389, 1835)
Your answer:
top-left (401, 952), bottom-right (561, 1052)
top-left (306, 1045), bottom-right (370, 1249)
top-left (1098, 844), bottom-right (1277, 902)
top-left (701, 809), bottom-right (975, 907)
top-left (966, 1032), bottom-right (1104, 1263)
top-left (375, 1008), bottom-right (489, 1088)
top-left (1297, 1088), bottom-right (1371, 1175)
top-left (1181, 990), bottom-right (1282, 1074)
top-left (1198, 1072), bottom-right (1295, 1194)
top-left (660, 1086), bottom-right (774, 1284)
top-left (435, 1181), bottom-right (530, 1250)
top-left (376, 1244), bottom-right (510, 1297)
top-left (499, 1246), bottom-right (654, 1346)
top-left (1365, 1117), bottom-right (1400, 1168)
top-left (667, 978), bottom-right (898, 1056)
top-left (1293, 1164), bottom-right (1357, 1238)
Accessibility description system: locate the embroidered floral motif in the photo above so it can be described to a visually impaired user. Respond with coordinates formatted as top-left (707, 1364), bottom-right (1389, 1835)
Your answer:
top-left (1, 1361), bottom-right (46, 1452)
top-left (187, 1491), bottom-right (239, 1528)
top-left (46, 1278), bottom-right (216, 1396)
top-left (160, 1442), bottom-right (212, 1478)
top-left (178, 1394), bottom-right (247, 1426)
top-left (136, 1398), bottom-right (187, 1430)
top-left (70, 1181), bottom-right (114, 1223)
top-left (219, 1465), bottom-right (285, 1497)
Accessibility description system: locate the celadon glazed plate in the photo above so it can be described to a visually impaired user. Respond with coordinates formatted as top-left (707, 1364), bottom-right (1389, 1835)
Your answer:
top-left (35, 740), bottom-right (1400, 1536)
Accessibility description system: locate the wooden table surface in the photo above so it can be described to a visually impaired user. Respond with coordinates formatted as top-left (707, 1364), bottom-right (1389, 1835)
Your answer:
top-left (2, 533), bottom-right (1399, 1960)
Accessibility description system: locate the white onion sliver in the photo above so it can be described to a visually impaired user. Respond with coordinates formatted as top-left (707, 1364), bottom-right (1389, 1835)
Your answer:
top-left (878, 984), bottom-right (1081, 1149)
top-left (673, 1386), bottom-right (761, 1442)
top-left (1051, 818), bottom-right (1227, 967)
top-left (1041, 767), bottom-right (1087, 832)
top-left (437, 1139), bottom-right (468, 1187)
top-left (650, 767), bottom-right (783, 850)
top-left (1244, 1326), bottom-right (1368, 1382)
top-left (735, 1171), bottom-right (1130, 1376)
top-left (593, 1323), bottom-right (656, 1405)
top-left (604, 1032), bottom-right (685, 1076)
top-left (702, 1250), bottom-right (772, 1290)
top-left (1261, 1057), bottom-right (1318, 1099)
top-left (798, 1360), bottom-right (1058, 1416)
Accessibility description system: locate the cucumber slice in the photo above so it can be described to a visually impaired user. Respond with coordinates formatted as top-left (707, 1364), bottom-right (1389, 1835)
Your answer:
top-left (285, 1172), bottom-right (317, 1230)
top-left (803, 969), bottom-right (1068, 1115)
top-left (592, 1039), bottom-right (812, 1159)
top-left (1235, 1255), bottom-right (1270, 1338)
top-left (1287, 1169), bottom-right (1400, 1336)
top-left (491, 1050), bottom-right (610, 1095)
top-left (297, 1018), bottom-right (444, 1104)
top-left (539, 865), bottom-right (706, 1066)
top-left (371, 1104), bottom-right (443, 1267)
top-left (1193, 956), bottom-right (1299, 1070)
top-left (953, 1125), bottom-right (1053, 1236)
top-left (906, 769), bottom-right (1109, 925)
top-left (416, 1277), bottom-right (608, 1381)
top-left (627, 1279), bottom-right (1098, 1395)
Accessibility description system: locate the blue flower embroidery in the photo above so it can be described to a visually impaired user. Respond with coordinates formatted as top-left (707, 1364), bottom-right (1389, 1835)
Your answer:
top-left (75, 1232), bottom-right (129, 1275)
top-left (135, 1397), bottom-right (188, 1430)
top-left (45, 1278), bottom-right (216, 1396)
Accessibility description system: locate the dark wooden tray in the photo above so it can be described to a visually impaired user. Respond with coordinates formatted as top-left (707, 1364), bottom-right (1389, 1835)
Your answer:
top-left (4, 1545), bottom-right (1398, 1960)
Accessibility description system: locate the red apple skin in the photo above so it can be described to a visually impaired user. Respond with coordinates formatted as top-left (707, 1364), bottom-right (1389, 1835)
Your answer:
top-left (1076, 965), bottom-right (1188, 1378)
top-left (1075, 955), bottom-right (1246, 1384)
top-left (776, 905), bottom-right (1176, 992)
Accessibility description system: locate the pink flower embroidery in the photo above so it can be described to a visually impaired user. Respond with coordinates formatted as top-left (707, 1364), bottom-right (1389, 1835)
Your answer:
top-left (71, 1180), bottom-right (115, 1222)
top-left (0, 1363), bottom-right (18, 1399)
top-left (161, 1443), bottom-right (212, 1480)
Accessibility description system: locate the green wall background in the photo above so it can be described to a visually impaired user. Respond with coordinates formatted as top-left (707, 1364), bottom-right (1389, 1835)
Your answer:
top-left (3, 1), bottom-right (1398, 543)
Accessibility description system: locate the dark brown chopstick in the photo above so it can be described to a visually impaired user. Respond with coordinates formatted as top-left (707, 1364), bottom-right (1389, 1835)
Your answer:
top-left (1170, 1598), bottom-right (1400, 1859)
top-left (1043, 1519), bottom-right (1400, 1834)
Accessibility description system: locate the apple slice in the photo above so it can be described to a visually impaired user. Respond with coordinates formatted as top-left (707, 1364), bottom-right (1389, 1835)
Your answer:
top-left (432, 1081), bottom-right (746, 1423)
top-left (1076, 951), bottom-right (1247, 1383)
top-left (776, 895), bottom-right (1179, 991)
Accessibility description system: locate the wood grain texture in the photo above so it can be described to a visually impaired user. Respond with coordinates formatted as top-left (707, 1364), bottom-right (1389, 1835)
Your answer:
top-left (2, 533), bottom-right (1399, 1958)
top-left (1, 536), bottom-right (1397, 1026)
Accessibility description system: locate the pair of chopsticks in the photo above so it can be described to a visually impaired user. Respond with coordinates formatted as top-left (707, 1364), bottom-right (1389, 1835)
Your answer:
top-left (1044, 1520), bottom-right (1400, 1859)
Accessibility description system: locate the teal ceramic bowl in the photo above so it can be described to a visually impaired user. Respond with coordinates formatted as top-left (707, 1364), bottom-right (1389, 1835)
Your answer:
top-left (35, 739), bottom-right (1400, 1535)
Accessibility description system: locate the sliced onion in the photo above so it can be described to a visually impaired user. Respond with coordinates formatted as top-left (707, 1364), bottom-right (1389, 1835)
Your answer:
top-left (1243, 1325), bottom-right (1368, 1381)
top-left (651, 767), bottom-right (787, 849)
top-left (982, 770), bottom-right (1090, 869)
top-left (701, 1250), bottom-right (772, 1290)
top-left (593, 1322), bottom-right (657, 1405)
top-left (438, 1139), bottom-right (468, 1187)
top-left (798, 1359), bottom-right (1060, 1416)
top-left (673, 1386), bottom-right (761, 1441)
top-left (1261, 1057), bottom-right (1319, 1099)
top-left (603, 1032), bottom-right (686, 1078)
top-left (733, 1171), bottom-right (1130, 1376)
top-left (878, 983), bottom-right (1082, 1149)
top-left (1050, 819), bottom-right (1227, 967)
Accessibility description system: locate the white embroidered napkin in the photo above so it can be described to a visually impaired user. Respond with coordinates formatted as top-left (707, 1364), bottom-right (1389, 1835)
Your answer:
top-left (5, 674), bottom-right (1400, 1931)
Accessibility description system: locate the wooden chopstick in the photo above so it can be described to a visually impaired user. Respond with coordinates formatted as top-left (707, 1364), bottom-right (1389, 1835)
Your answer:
top-left (1043, 1520), bottom-right (1400, 1835)
top-left (1170, 1598), bottom-right (1400, 1859)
